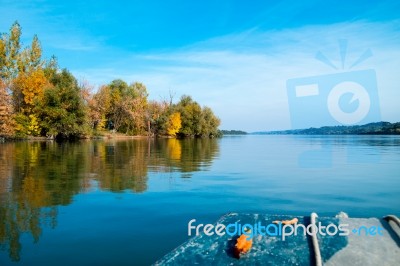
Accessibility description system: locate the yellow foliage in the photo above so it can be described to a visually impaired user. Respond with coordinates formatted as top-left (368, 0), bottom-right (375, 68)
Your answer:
top-left (13, 69), bottom-right (48, 111)
top-left (167, 112), bottom-right (182, 136)
top-left (27, 114), bottom-right (40, 136)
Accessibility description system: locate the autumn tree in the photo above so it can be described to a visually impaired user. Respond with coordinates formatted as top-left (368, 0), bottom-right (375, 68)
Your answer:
top-left (0, 80), bottom-right (14, 137)
top-left (0, 21), bottom-right (49, 137)
top-left (12, 40), bottom-right (47, 136)
top-left (12, 69), bottom-right (49, 136)
top-left (12, 69), bottom-right (48, 113)
top-left (129, 82), bottom-right (148, 134)
top-left (147, 100), bottom-right (170, 136)
top-left (0, 22), bottom-right (22, 136)
top-left (167, 112), bottom-right (181, 136)
top-left (88, 85), bottom-right (110, 131)
top-left (90, 80), bottom-right (149, 134)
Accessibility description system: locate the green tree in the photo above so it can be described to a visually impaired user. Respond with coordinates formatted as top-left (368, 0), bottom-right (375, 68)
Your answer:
top-left (200, 106), bottom-right (221, 137)
top-left (176, 95), bottom-right (202, 137)
top-left (43, 55), bottom-right (58, 80)
top-left (37, 69), bottom-right (88, 139)
top-left (175, 95), bottom-right (220, 138)
top-left (175, 95), bottom-right (220, 137)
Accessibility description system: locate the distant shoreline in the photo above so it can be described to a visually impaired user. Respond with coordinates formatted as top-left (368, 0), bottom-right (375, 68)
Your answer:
top-left (224, 121), bottom-right (400, 136)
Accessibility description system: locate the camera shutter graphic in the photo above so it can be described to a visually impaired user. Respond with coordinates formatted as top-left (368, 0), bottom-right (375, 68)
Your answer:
top-left (286, 69), bottom-right (380, 129)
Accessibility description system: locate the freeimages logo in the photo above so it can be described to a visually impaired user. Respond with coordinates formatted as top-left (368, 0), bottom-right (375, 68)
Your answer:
top-left (187, 219), bottom-right (384, 241)
top-left (286, 39), bottom-right (380, 129)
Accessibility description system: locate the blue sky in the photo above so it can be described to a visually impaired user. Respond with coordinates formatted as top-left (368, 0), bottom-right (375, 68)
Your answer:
top-left (1, 0), bottom-right (399, 131)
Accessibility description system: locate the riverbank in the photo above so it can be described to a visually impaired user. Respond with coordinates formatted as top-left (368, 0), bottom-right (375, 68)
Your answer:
top-left (0, 130), bottom-right (222, 142)
top-left (0, 132), bottom-right (152, 142)
top-left (93, 132), bottom-right (152, 140)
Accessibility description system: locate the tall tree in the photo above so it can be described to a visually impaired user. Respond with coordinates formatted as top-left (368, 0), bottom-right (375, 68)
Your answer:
top-left (29, 35), bottom-right (42, 70)
top-left (88, 85), bottom-right (110, 131)
top-left (128, 82), bottom-right (148, 134)
top-left (16, 35), bottom-right (43, 74)
top-left (0, 21), bottom-right (49, 137)
top-left (0, 22), bottom-right (21, 83)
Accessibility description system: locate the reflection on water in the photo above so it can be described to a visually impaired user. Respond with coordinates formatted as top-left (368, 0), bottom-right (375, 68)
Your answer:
top-left (1, 135), bottom-right (399, 264)
top-left (292, 135), bottom-right (400, 168)
top-left (0, 138), bottom-right (219, 261)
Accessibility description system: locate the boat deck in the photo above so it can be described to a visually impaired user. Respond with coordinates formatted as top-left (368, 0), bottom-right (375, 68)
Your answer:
top-left (156, 213), bottom-right (400, 265)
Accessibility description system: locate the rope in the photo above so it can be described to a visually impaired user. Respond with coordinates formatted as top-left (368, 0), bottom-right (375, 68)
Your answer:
top-left (384, 215), bottom-right (400, 239)
top-left (310, 212), bottom-right (322, 266)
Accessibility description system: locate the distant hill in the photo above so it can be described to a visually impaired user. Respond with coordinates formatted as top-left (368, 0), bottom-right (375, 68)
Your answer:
top-left (220, 130), bottom-right (248, 135)
top-left (253, 122), bottom-right (400, 135)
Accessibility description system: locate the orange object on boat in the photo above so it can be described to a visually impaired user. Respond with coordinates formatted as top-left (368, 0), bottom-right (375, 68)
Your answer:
top-left (234, 232), bottom-right (253, 257)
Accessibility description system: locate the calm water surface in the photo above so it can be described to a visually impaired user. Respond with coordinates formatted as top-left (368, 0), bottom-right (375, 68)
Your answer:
top-left (0, 135), bottom-right (399, 265)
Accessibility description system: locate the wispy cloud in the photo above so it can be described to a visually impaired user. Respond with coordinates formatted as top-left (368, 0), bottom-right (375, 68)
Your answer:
top-left (72, 20), bottom-right (400, 131)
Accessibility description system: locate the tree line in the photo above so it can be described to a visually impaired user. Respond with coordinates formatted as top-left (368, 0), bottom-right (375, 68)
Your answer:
top-left (220, 129), bottom-right (248, 135)
top-left (0, 22), bottom-right (221, 140)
